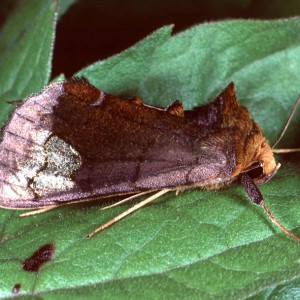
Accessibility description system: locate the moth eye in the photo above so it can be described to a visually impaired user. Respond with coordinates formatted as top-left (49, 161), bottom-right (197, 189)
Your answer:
top-left (246, 165), bottom-right (264, 179)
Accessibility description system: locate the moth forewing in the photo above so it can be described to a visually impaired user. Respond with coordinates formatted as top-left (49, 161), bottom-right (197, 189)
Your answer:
top-left (0, 78), bottom-right (299, 242)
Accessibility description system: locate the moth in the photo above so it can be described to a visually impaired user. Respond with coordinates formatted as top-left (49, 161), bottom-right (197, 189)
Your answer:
top-left (0, 78), bottom-right (299, 241)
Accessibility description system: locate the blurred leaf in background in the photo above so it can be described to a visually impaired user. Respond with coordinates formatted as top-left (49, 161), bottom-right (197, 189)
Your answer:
top-left (52, 0), bottom-right (300, 77)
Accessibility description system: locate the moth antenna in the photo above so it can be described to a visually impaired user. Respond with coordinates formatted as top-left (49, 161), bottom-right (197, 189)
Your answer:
top-left (272, 94), bottom-right (300, 149)
top-left (87, 189), bottom-right (171, 238)
top-left (261, 201), bottom-right (300, 244)
top-left (100, 191), bottom-right (154, 210)
top-left (240, 173), bottom-right (300, 243)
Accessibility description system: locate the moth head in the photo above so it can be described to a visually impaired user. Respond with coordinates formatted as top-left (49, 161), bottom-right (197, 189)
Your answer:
top-left (246, 139), bottom-right (280, 184)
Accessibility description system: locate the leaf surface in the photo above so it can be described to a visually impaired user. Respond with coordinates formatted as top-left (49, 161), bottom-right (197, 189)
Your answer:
top-left (0, 0), bottom-right (59, 122)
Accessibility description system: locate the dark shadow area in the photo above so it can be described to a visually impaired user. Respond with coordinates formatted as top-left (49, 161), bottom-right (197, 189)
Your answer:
top-left (52, 0), bottom-right (300, 77)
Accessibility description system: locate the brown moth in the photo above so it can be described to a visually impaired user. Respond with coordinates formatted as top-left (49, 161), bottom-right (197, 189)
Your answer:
top-left (0, 78), bottom-right (299, 241)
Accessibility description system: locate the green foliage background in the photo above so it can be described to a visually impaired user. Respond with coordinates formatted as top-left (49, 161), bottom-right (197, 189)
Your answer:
top-left (0, 1), bottom-right (300, 299)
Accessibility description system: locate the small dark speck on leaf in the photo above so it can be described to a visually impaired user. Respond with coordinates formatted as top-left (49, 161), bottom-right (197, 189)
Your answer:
top-left (22, 243), bottom-right (54, 272)
top-left (12, 283), bottom-right (21, 294)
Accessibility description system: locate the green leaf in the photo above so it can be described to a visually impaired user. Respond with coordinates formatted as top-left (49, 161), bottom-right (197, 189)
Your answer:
top-left (57, 0), bottom-right (77, 18)
top-left (78, 19), bottom-right (300, 146)
top-left (0, 0), bottom-right (58, 122)
top-left (1, 15), bottom-right (300, 300)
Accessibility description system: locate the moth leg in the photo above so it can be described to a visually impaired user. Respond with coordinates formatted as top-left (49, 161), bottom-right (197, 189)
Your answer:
top-left (19, 205), bottom-right (58, 217)
top-left (100, 191), bottom-right (154, 210)
top-left (87, 189), bottom-right (171, 238)
top-left (272, 148), bottom-right (300, 153)
top-left (240, 173), bottom-right (300, 243)
top-left (175, 188), bottom-right (182, 196)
